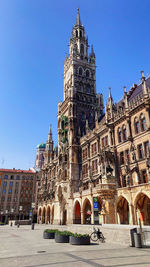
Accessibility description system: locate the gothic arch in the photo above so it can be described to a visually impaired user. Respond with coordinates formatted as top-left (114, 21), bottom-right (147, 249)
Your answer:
top-left (51, 205), bottom-right (54, 224)
top-left (46, 205), bottom-right (51, 224)
top-left (117, 196), bottom-right (130, 224)
top-left (73, 200), bottom-right (81, 224)
top-left (42, 206), bottom-right (46, 224)
top-left (38, 207), bottom-right (42, 224)
top-left (82, 198), bottom-right (92, 224)
top-left (134, 192), bottom-right (150, 225)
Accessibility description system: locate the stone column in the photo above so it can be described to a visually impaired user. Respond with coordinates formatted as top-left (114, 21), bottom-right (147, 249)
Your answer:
top-left (81, 210), bottom-right (84, 224)
top-left (129, 204), bottom-right (134, 225)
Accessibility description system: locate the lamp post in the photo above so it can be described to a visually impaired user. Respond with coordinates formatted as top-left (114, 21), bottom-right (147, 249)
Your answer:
top-left (11, 208), bottom-right (14, 220)
top-left (19, 206), bottom-right (23, 221)
top-left (31, 202), bottom-right (35, 230)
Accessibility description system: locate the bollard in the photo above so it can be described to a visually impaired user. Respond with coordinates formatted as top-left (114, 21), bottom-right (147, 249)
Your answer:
top-left (17, 223), bottom-right (20, 228)
top-left (134, 233), bottom-right (142, 248)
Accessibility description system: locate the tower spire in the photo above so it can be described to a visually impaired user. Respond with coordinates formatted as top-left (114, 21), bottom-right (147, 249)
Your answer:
top-left (76, 8), bottom-right (82, 25)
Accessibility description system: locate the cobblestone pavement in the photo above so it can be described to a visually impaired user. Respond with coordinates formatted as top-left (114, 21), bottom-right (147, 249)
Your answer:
top-left (0, 225), bottom-right (150, 267)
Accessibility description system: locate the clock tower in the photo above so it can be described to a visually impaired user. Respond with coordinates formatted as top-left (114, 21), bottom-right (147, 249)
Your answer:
top-left (57, 9), bottom-right (103, 195)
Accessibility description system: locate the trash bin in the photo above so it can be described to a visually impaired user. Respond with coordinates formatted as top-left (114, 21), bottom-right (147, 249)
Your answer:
top-left (134, 233), bottom-right (142, 248)
top-left (31, 223), bottom-right (34, 230)
top-left (130, 228), bottom-right (137, 247)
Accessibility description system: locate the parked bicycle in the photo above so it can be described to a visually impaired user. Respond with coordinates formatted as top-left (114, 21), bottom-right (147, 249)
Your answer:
top-left (90, 227), bottom-right (105, 242)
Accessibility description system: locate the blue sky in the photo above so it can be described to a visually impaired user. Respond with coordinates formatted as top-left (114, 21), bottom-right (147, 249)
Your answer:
top-left (0, 0), bottom-right (150, 170)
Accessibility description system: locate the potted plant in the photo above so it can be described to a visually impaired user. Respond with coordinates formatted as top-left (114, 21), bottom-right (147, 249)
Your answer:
top-left (70, 233), bottom-right (90, 245)
top-left (55, 230), bottom-right (72, 243)
top-left (43, 229), bottom-right (58, 239)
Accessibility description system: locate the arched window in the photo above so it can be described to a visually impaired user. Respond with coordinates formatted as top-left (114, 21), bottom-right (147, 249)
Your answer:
top-left (79, 67), bottom-right (83, 76)
top-left (122, 125), bottom-right (127, 141)
top-left (80, 30), bottom-right (82, 37)
top-left (140, 113), bottom-right (146, 131)
top-left (134, 117), bottom-right (140, 134)
top-left (76, 30), bottom-right (78, 37)
top-left (118, 128), bottom-right (122, 143)
top-left (80, 44), bottom-right (84, 54)
top-left (86, 70), bottom-right (90, 77)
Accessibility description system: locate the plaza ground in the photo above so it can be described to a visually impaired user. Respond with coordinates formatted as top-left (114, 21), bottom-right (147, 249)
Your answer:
top-left (0, 225), bottom-right (150, 267)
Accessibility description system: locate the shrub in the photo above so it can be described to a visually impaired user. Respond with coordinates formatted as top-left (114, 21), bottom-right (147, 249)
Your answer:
top-left (44, 229), bottom-right (58, 233)
top-left (71, 233), bottom-right (90, 238)
top-left (56, 230), bottom-right (73, 236)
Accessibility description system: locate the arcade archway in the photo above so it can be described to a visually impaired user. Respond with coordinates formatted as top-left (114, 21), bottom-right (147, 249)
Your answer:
top-left (51, 205), bottom-right (54, 224)
top-left (83, 198), bottom-right (92, 224)
top-left (74, 200), bottom-right (81, 224)
top-left (135, 193), bottom-right (150, 225)
top-left (46, 206), bottom-right (51, 224)
top-left (117, 196), bottom-right (129, 224)
top-left (42, 207), bottom-right (46, 224)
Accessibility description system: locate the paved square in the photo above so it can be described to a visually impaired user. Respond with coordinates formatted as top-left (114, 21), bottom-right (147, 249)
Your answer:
top-left (0, 225), bottom-right (150, 267)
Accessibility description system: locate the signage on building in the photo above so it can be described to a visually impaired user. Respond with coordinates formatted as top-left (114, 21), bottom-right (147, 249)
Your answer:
top-left (93, 197), bottom-right (99, 224)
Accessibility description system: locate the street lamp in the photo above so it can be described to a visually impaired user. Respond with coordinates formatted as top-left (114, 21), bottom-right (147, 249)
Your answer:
top-left (19, 206), bottom-right (23, 221)
top-left (11, 208), bottom-right (14, 221)
top-left (5, 210), bottom-right (8, 224)
top-left (31, 202), bottom-right (35, 230)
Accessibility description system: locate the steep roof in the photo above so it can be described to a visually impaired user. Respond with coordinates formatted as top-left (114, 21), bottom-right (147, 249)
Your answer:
top-left (0, 168), bottom-right (35, 174)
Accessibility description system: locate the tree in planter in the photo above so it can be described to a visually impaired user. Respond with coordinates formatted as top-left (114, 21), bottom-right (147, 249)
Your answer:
top-left (70, 233), bottom-right (90, 245)
top-left (55, 230), bottom-right (73, 243)
top-left (43, 229), bottom-right (58, 239)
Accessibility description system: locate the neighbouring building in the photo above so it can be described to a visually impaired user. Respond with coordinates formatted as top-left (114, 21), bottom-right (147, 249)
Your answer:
top-left (0, 168), bottom-right (37, 223)
top-left (38, 9), bottom-right (150, 226)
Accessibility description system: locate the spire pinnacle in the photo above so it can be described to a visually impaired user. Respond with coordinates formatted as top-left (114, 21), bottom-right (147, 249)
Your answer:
top-left (76, 8), bottom-right (82, 25)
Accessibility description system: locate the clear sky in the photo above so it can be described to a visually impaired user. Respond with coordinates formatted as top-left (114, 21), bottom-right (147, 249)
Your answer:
top-left (0, 0), bottom-right (150, 170)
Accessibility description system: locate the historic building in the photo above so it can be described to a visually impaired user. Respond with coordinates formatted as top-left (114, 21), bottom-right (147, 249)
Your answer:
top-left (0, 168), bottom-right (37, 223)
top-left (38, 9), bottom-right (150, 226)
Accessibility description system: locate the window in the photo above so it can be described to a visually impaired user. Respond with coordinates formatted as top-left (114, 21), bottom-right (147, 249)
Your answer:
top-left (82, 164), bottom-right (88, 177)
top-left (141, 170), bottom-right (148, 183)
top-left (4, 175), bottom-right (8, 179)
top-left (140, 113), bottom-right (146, 131)
top-left (144, 141), bottom-right (149, 157)
top-left (79, 67), bottom-right (83, 76)
top-left (8, 189), bottom-right (12, 194)
top-left (9, 181), bottom-right (13, 187)
top-left (134, 117), bottom-right (140, 134)
top-left (80, 44), bottom-right (84, 54)
top-left (92, 159), bottom-right (98, 174)
top-left (138, 144), bottom-right (144, 159)
top-left (2, 189), bottom-right (6, 194)
top-left (101, 138), bottom-right (105, 148)
top-left (16, 175), bottom-right (20, 180)
top-left (120, 152), bottom-right (124, 165)
top-left (7, 196), bottom-right (11, 202)
top-left (91, 143), bottom-right (97, 156)
top-left (76, 30), bottom-right (78, 37)
top-left (86, 70), bottom-right (89, 77)
top-left (10, 175), bottom-right (14, 180)
top-left (80, 30), bottom-right (82, 37)
top-left (82, 148), bottom-right (88, 160)
top-left (122, 125), bottom-right (127, 141)
top-left (125, 149), bottom-right (130, 163)
top-left (3, 181), bottom-right (7, 187)
top-left (118, 128), bottom-right (122, 143)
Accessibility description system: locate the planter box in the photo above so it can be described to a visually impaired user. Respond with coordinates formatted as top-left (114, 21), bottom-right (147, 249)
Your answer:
top-left (43, 232), bottom-right (55, 239)
top-left (70, 236), bottom-right (90, 245)
top-left (55, 234), bottom-right (70, 243)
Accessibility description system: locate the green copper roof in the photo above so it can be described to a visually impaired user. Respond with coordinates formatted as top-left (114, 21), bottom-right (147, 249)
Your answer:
top-left (37, 143), bottom-right (46, 149)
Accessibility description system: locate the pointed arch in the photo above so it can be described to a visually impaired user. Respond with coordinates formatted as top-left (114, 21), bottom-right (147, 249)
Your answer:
top-left (73, 200), bottom-right (81, 224)
top-left (82, 198), bottom-right (92, 224)
top-left (134, 192), bottom-right (150, 225)
top-left (46, 205), bottom-right (51, 224)
top-left (117, 196), bottom-right (130, 224)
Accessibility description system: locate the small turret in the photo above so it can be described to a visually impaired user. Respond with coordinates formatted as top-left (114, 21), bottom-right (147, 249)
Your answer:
top-left (89, 45), bottom-right (95, 64)
top-left (124, 86), bottom-right (128, 110)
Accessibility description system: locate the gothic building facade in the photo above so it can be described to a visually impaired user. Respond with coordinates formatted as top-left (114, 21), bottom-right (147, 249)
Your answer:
top-left (38, 9), bottom-right (150, 226)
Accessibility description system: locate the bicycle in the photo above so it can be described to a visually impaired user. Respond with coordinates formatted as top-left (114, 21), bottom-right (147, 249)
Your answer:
top-left (90, 227), bottom-right (105, 242)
